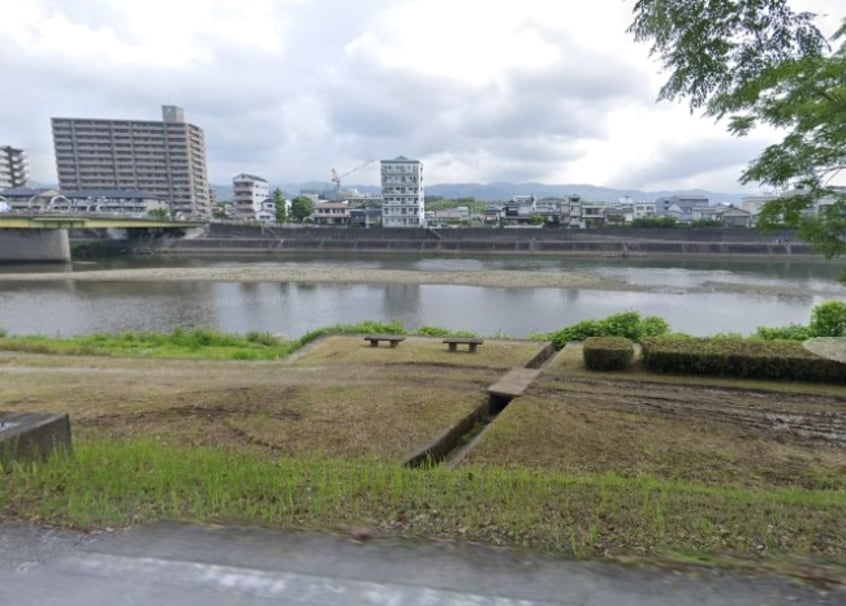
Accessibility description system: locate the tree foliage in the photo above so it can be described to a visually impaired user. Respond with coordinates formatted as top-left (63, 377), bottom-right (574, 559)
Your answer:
top-left (630, 1), bottom-right (846, 271)
top-left (290, 196), bottom-right (315, 223)
top-left (273, 188), bottom-right (288, 224)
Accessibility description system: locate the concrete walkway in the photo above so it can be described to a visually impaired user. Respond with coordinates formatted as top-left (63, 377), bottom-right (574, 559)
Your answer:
top-left (0, 522), bottom-right (842, 605)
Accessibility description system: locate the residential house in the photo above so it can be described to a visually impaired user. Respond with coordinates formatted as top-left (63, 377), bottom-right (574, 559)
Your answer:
top-left (483, 205), bottom-right (503, 225)
top-left (313, 201), bottom-right (351, 225)
top-left (503, 195), bottom-right (537, 222)
top-left (655, 194), bottom-right (709, 215)
top-left (633, 201), bottom-right (656, 220)
top-left (718, 207), bottom-right (754, 227)
top-left (581, 202), bottom-right (608, 228)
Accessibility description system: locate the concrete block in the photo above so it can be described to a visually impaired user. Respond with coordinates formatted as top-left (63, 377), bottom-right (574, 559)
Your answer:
top-left (0, 412), bottom-right (72, 465)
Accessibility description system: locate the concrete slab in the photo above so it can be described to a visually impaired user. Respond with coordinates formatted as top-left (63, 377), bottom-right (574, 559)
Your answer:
top-left (0, 522), bottom-right (841, 605)
top-left (488, 368), bottom-right (540, 398)
top-left (0, 412), bottom-right (72, 464)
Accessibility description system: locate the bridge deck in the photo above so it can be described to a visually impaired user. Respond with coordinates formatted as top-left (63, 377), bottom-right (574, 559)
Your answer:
top-left (0, 215), bottom-right (205, 229)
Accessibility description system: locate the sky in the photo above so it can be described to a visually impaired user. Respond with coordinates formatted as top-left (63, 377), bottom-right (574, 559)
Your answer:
top-left (0, 0), bottom-right (842, 193)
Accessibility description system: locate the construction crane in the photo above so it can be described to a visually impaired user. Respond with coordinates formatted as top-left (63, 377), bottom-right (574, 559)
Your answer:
top-left (330, 159), bottom-right (375, 193)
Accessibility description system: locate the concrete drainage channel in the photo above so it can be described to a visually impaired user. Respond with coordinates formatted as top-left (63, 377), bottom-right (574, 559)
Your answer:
top-left (403, 342), bottom-right (557, 469)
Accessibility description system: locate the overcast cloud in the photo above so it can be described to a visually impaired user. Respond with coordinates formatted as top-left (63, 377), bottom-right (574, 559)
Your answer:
top-left (1, 0), bottom-right (842, 193)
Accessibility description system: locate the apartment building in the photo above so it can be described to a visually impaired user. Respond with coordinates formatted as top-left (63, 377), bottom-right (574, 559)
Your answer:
top-left (0, 146), bottom-right (28, 189)
top-left (51, 105), bottom-right (210, 216)
top-left (232, 173), bottom-right (272, 221)
top-left (380, 156), bottom-right (425, 227)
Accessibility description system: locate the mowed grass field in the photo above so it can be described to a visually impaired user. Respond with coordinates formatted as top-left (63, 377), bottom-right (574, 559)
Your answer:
top-left (461, 345), bottom-right (846, 489)
top-left (0, 336), bottom-right (543, 462)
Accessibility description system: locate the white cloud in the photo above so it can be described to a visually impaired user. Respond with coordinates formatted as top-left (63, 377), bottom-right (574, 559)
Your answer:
top-left (0, 0), bottom-right (842, 194)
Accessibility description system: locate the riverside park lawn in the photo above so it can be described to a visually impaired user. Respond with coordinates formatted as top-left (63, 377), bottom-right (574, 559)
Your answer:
top-left (1, 335), bottom-right (845, 577)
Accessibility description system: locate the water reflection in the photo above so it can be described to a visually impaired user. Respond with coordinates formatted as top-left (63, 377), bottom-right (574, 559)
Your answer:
top-left (382, 283), bottom-right (420, 319)
top-left (0, 254), bottom-right (841, 338)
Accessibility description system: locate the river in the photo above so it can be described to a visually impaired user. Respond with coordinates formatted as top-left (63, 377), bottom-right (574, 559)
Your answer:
top-left (0, 254), bottom-right (844, 338)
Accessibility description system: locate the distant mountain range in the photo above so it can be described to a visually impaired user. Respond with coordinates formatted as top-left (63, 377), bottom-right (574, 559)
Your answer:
top-left (212, 182), bottom-right (747, 205)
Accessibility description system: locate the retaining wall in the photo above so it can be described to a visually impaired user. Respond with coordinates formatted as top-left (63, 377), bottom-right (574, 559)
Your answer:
top-left (149, 236), bottom-right (813, 257)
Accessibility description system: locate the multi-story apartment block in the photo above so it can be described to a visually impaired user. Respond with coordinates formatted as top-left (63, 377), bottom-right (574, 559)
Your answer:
top-left (381, 156), bottom-right (425, 227)
top-left (232, 173), bottom-right (271, 221)
top-left (51, 105), bottom-right (210, 216)
top-left (0, 146), bottom-right (28, 188)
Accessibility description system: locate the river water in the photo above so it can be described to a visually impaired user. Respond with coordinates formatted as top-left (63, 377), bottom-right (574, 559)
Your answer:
top-left (0, 254), bottom-right (844, 338)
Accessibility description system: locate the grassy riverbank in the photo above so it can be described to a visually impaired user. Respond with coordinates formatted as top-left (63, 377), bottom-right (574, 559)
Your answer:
top-left (1, 330), bottom-right (845, 576)
top-left (0, 322), bottom-right (478, 361)
top-left (3, 440), bottom-right (843, 567)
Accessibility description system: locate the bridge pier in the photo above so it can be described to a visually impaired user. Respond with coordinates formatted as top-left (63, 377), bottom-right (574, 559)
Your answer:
top-left (0, 229), bottom-right (71, 263)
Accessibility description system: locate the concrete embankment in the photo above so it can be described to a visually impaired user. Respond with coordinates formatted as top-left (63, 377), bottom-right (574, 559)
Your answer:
top-left (132, 225), bottom-right (814, 258)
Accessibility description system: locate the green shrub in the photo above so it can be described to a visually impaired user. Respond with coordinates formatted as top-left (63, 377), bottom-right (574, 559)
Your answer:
top-left (582, 337), bottom-right (635, 371)
top-left (414, 326), bottom-right (477, 338)
top-left (547, 311), bottom-right (670, 350)
top-left (640, 316), bottom-right (670, 338)
top-left (755, 324), bottom-right (813, 341)
top-left (0, 328), bottom-right (6, 338)
top-left (641, 337), bottom-right (846, 384)
top-left (245, 331), bottom-right (282, 347)
top-left (414, 325), bottom-right (454, 337)
top-left (810, 300), bottom-right (846, 337)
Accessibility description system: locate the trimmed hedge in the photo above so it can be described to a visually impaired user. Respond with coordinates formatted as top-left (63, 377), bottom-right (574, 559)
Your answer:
top-left (641, 337), bottom-right (846, 384)
top-left (583, 337), bottom-right (635, 371)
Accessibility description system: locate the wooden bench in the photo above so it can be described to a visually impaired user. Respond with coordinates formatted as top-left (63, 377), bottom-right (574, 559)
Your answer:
top-left (364, 335), bottom-right (405, 348)
top-left (443, 337), bottom-right (484, 353)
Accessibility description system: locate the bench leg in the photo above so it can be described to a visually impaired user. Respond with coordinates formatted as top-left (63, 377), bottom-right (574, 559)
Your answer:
top-left (448, 343), bottom-right (457, 352)
top-left (469, 344), bottom-right (477, 353)
top-left (369, 341), bottom-right (378, 347)
top-left (390, 341), bottom-right (399, 348)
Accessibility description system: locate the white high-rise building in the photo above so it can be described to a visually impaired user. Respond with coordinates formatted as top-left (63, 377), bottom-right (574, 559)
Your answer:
top-left (232, 173), bottom-right (272, 221)
top-left (380, 156), bottom-right (424, 228)
top-left (0, 146), bottom-right (28, 189)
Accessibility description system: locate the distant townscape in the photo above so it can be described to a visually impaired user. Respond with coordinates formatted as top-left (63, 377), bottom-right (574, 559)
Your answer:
top-left (0, 104), bottom-right (841, 229)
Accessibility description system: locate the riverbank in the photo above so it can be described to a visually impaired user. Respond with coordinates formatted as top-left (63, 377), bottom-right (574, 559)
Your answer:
top-left (2, 264), bottom-right (843, 298)
top-left (2, 335), bottom-right (846, 579)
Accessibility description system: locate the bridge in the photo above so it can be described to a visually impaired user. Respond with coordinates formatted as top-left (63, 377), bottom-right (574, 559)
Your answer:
top-left (0, 214), bottom-right (206, 262)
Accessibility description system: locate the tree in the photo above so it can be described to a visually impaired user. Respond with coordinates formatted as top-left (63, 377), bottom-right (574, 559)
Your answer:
top-left (273, 188), bottom-right (288, 224)
top-left (290, 196), bottom-right (315, 223)
top-left (629, 1), bottom-right (846, 276)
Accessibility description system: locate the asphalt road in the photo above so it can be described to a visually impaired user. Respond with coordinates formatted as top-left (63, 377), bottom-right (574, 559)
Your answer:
top-left (0, 522), bottom-right (842, 605)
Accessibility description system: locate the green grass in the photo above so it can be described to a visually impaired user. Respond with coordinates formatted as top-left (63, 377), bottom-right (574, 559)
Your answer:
top-left (2, 440), bottom-right (844, 566)
top-left (0, 322), bottom-right (485, 361)
top-left (0, 328), bottom-right (293, 361)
